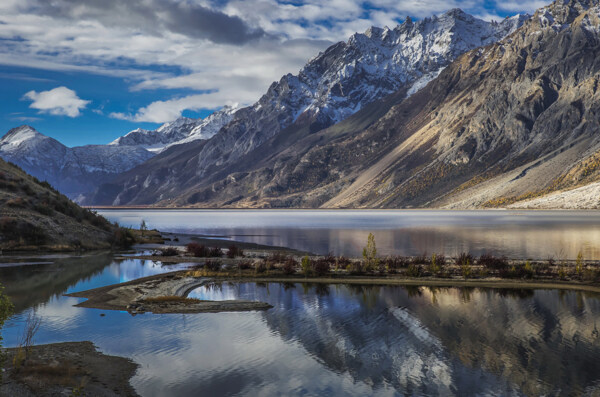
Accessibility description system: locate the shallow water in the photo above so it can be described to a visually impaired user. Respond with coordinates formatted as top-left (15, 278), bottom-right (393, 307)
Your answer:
top-left (98, 209), bottom-right (600, 260)
top-left (2, 255), bottom-right (600, 396)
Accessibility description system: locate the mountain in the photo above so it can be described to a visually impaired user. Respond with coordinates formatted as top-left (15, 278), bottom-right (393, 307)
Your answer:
top-left (89, 9), bottom-right (529, 206)
top-left (109, 105), bottom-right (237, 152)
top-left (0, 157), bottom-right (114, 250)
top-left (320, 0), bottom-right (600, 209)
top-left (0, 126), bottom-right (154, 200)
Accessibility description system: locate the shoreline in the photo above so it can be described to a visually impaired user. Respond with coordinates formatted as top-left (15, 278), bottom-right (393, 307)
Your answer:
top-left (66, 271), bottom-right (273, 314)
top-left (91, 207), bottom-right (600, 211)
top-left (66, 269), bottom-right (600, 316)
top-left (1, 341), bottom-right (139, 397)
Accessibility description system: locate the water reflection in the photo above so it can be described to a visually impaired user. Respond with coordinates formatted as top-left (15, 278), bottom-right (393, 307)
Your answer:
top-left (98, 209), bottom-right (600, 259)
top-left (1, 257), bottom-right (600, 395)
top-left (189, 283), bottom-right (600, 396)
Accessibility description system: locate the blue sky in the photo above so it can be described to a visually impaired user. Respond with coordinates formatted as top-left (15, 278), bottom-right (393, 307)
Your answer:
top-left (0, 0), bottom-right (541, 147)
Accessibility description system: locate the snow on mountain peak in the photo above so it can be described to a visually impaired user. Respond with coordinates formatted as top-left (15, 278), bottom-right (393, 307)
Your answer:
top-left (0, 125), bottom-right (46, 147)
top-left (261, 8), bottom-right (531, 127)
top-left (110, 106), bottom-right (238, 151)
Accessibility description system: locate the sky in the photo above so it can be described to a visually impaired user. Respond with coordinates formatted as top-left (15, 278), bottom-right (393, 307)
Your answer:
top-left (0, 0), bottom-right (543, 147)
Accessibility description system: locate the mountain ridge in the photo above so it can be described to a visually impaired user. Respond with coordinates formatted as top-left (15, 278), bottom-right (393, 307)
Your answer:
top-left (0, 125), bottom-right (154, 200)
top-left (89, 8), bottom-right (530, 207)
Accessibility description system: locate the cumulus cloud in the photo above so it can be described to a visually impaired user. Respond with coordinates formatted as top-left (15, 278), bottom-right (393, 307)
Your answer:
top-left (110, 93), bottom-right (238, 123)
top-left (23, 86), bottom-right (90, 117)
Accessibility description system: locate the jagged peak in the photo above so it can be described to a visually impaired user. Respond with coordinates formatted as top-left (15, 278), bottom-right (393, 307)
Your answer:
top-left (443, 8), bottom-right (470, 19)
top-left (364, 26), bottom-right (384, 38)
top-left (1, 125), bottom-right (46, 145)
top-left (534, 0), bottom-right (597, 27)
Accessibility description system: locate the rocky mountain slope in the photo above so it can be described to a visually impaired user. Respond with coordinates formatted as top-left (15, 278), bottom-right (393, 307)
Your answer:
top-left (95, 0), bottom-right (600, 210)
top-left (0, 126), bottom-right (154, 200)
top-left (0, 158), bottom-right (115, 250)
top-left (89, 10), bottom-right (528, 206)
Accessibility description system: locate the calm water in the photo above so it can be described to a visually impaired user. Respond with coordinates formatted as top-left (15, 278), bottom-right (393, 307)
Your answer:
top-left (98, 209), bottom-right (600, 260)
top-left (2, 255), bottom-right (600, 396)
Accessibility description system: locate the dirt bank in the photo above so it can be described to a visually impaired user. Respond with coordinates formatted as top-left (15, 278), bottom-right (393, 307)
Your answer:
top-left (1, 341), bottom-right (139, 396)
top-left (66, 272), bottom-right (272, 314)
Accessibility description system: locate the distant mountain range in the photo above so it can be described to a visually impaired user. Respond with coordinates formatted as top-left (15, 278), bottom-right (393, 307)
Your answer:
top-left (4, 0), bottom-right (600, 209)
top-left (0, 126), bottom-right (154, 200)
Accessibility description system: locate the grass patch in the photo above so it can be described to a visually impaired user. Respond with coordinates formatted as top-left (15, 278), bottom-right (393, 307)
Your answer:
top-left (141, 296), bottom-right (201, 304)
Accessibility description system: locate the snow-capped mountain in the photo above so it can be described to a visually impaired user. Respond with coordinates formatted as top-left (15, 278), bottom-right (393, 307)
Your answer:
top-left (91, 9), bottom-right (530, 206)
top-left (188, 10), bottom-right (530, 176)
top-left (282, 10), bottom-right (529, 125)
top-left (0, 125), bottom-right (154, 199)
top-left (109, 106), bottom-right (236, 152)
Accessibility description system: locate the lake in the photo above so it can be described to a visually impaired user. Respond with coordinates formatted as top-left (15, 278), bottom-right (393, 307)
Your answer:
top-left (98, 209), bottom-right (600, 260)
top-left (2, 254), bottom-right (600, 396)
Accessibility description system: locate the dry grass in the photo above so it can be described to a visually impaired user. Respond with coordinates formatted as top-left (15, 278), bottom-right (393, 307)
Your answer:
top-left (11, 360), bottom-right (88, 393)
top-left (141, 296), bottom-right (201, 304)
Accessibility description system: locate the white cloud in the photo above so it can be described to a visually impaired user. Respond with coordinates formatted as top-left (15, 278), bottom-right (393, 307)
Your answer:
top-left (1, 0), bottom-right (538, 124)
top-left (494, 1), bottom-right (548, 13)
top-left (23, 86), bottom-right (90, 117)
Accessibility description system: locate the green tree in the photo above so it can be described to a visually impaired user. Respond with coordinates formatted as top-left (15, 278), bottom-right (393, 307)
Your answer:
top-left (362, 233), bottom-right (379, 272)
top-left (575, 251), bottom-right (584, 276)
top-left (140, 219), bottom-right (147, 237)
top-left (301, 256), bottom-right (312, 277)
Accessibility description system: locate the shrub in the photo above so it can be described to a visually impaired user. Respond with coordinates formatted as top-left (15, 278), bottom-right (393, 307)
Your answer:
top-left (227, 244), bottom-right (244, 258)
top-left (524, 261), bottom-right (535, 278)
top-left (383, 256), bottom-right (409, 273)
top-left (346, 260), bottom-right (364, 275)
top-left (537, 260), bottom-right (551, 276)
top-left (0, 218), bottom-right (47, 245)
top-left (336, 256), bottom-right (351, 271)
top-left (186, 242), bottom-right (209, 257)
top-left (406, 263), bottom-right (422, 277)
top-left (269, 252), bottom-right (288, 263)
top-left (255, 260), bottom-right (267, 274)
top-left (282, 258), bottom-right (297, 275)
top-left (412, 253), bottom-right (430, 266)
top-left (429, 253), bottom-right (445, 276)
top-left (33, 202), bottom-right (54, 216)
top-left (208, 247), bottom-right (224, 258)
top-left (111, 227), bottom-right (135, 249)
top-left (504, 262), bottom-right (534, 279)
top-left (237, 261), bottom-right (253, 271)
top-left (204, 260), bottom-right (221, 272)
top-left (455, 252), bottom-right (473, 267)
top-left (478, 253), bottom-right (508, 271)
top-left (312, 258), bottom-right (330, 277)
top-left (558, 266), bottom-right (569, 280)
top-left (583, 269), bottom-right (600, 282)
top-left (159, 247), bottom-right (179, 257)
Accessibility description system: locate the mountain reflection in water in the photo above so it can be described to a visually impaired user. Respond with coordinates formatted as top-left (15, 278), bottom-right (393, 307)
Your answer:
top-left (1, 257), bottom-right (600, 396)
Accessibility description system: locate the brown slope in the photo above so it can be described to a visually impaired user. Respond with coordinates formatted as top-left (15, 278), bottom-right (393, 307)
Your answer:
top-left (0, 158), bottom-right (114, 250)
top-left (327, 0), bottom-right (600, 208)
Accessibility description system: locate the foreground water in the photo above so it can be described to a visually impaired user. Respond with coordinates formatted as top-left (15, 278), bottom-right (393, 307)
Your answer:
top-left (98, 209), bottom-right (600, 260)
top-left (2, 254), bottom-right (600, 396)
